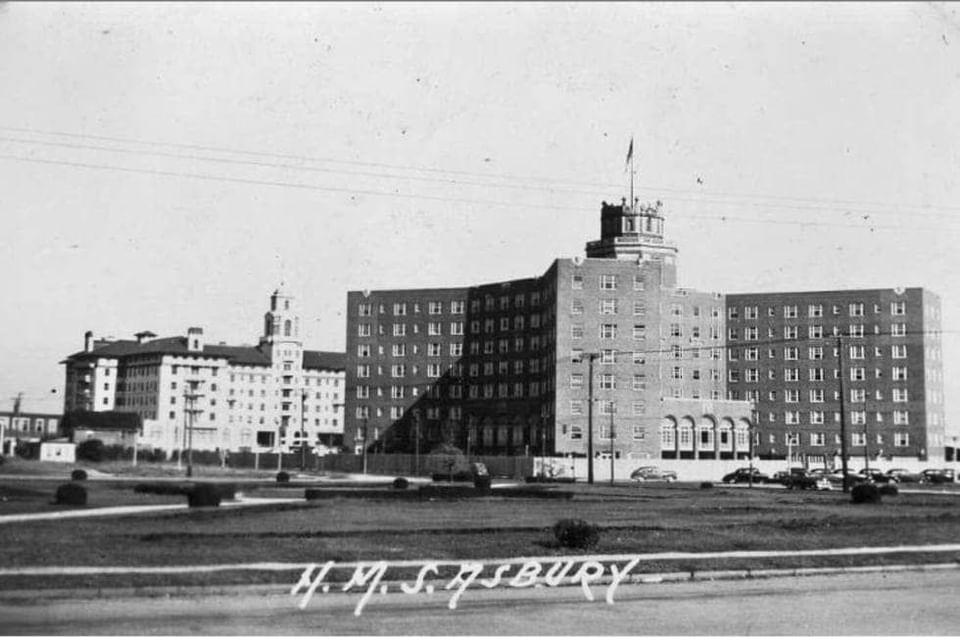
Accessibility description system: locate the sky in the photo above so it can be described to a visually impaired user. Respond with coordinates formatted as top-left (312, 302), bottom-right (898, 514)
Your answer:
top-left (1, 2), bottom-right (959, 431)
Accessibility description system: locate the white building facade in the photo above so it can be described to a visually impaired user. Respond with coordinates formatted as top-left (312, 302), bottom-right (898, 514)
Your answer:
top-left (61, 289), bottom-right (345, 456)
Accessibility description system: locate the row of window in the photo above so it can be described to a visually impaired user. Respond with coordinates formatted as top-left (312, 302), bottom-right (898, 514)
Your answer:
top-left (729, 345), bottom-right (909, 361)
top-left (566, 400), bottom-right (646, 416)
top-left (570, 272), bottom-right (646, 291)
top-left (737, 388), bottom-right (912, 403)
top-left (728, 323), bottom-right (910, 341)
top-left (357, 321), bottom-right (466, 337)
top-left (729, 366), bottom-right (909, 383)
top-left (728, 301), bottom-right (908, 320)
top-left (765, 409), bottom-right (912, 425)
top-left (358, 300), bottom-right (466, 317)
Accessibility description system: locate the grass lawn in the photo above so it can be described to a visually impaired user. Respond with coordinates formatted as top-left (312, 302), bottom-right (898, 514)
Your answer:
top-left (2, 470), bottom-right (960, 590)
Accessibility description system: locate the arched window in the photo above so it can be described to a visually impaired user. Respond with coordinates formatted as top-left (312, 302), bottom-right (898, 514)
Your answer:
top-left (678, 417), bottom-right (695, 450)
top-left (660, 419), bottom-right (676, 450)
top-left (284, 319), bottom-right (292, 337)
top-left (718, 420), bottom-right (734, 451)
top-left (698, 416), bottom-right (716, 451)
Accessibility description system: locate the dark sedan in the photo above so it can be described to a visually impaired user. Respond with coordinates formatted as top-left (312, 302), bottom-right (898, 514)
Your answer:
top-left (722, 468), bottom-right (769, 484)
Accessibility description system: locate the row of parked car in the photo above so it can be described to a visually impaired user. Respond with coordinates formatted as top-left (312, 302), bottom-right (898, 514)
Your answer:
top-left (721, 466), bottom-right (957, 488)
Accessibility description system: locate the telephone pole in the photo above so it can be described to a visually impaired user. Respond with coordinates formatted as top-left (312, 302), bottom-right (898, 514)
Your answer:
top-left (587, 353), bottom-right (598, 484)
top-left (609, 402), bottom-right (616, 486)
top-left (184, 380), bottom-right (204, 478)
top-left (836, 336), bottom-right (850, 492)
top-left (300, 390), bottom-right (308, 471)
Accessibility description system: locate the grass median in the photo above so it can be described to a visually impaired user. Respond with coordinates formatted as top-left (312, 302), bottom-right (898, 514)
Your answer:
top-left (2, 472), bottom-right (960, 590)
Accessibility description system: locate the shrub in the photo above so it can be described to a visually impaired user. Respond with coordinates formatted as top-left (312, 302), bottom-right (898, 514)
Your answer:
top-left (700, 481), bottom-right (714, 489)
top-left (215, 483), bottom-right (238, 500)
top-left (474, 475), bottom-right (492, 491)
top-left (393, 477), bottom-right (409, 490)
top-left (276, 471), bottom-right (291, 483)
top-left (851, 483), bottom-right (882, 504)
top-left (187, 483), bottom-right (222, 508)
top-left (54, 483), bottom-right (87, 506)
top-left (554, 518), bottom-right (600, 550)
top-left (76, 439), bottom-right (105, 463)
top-left (878, 484), bottom-right (899, 497)
top-left (71, 469), bottom-right (88, 481)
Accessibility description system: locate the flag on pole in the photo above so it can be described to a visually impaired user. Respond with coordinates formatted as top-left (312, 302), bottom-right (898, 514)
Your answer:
top-left (625, 137), bottom-right (634, 172)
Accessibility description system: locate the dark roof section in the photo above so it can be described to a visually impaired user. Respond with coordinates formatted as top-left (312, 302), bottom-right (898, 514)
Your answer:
top-left (204, 344), bottom-right (272, 366)
top-left (303, 350), bottom-right (346, 371)
top-left (63, 336), bottom-right (344, 372)
top-left (61, 411), bottom-right (142, 432)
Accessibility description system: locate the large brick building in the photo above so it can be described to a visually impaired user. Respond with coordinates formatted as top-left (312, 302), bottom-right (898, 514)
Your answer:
top-left (725, 288), bottom-right (945, 463)
top-left (62, 288), bottom-right (346, 455)
top-left (344, 199), bottom-right (754, 461)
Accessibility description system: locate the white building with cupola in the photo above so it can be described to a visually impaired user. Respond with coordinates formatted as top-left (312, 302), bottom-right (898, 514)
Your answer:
top-left (61, 288), bottom-right (345, 456)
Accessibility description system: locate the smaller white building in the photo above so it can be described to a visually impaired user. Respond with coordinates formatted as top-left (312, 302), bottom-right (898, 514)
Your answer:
top-left (39, 439), bottom-right (76, 463)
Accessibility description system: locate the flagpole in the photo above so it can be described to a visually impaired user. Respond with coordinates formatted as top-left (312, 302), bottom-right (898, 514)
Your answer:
top-left (630, 144), bottom-right (634, 208)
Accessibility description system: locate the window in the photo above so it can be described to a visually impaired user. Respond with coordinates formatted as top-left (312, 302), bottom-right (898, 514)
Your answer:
top-left (891, 301), bottom-right (906, 316)
top-left (570, 374), bottom-right (584, 389)
top-left (392, 344), bottom-right (406, 357)
top-left (571, 324), bottom-right (583, 339)
top-left (571, 299), bottom-right (583, 315)
top-left (891, 323), bottom-right (907, 337)
top-left (784, 368), bottom-right (799, 382)
top-left (426, 364), bottom-right (441, 378)
top-left (599, 274), bottom-right (617, 290)
top-left (599, 324), bottom-right (617, 339)
top-left (449, 343), bottom-right (462, 356)
top-left (849, 345), bottom-right (865, 360)
top-left (428, 301), bottom-right (443, 314)
top-left (744, 326), bottom-right (758, 341)
top-left (571, 273), bottom-right (583, 289)
top-left (728, 369), bottom-right (740, 382)
top-left (633, 275), bottom-right (645, 291)
top-left (357, 344), bottom-right (371, 358)
top-left (784, 347), bottom-right (799, 361)
top-left (599, 299), bottom-right (618, 315)
top-left (784, 326), bottom-right (798, 340)
top-left (744, 306), bottom-right (758, 320)
top-left (450, 322), bottom-right (464, 335)
top-left (808, 304), bottom-right (823, 318)
top-left (570, 426), bottom-right (583, 440)
top-left (633, 301), bottom-right (646, 316)
top-left (892, 388), bottom-right (908, 402)
top-left (810, 432), bottom-right (825, 446)
top-left (783, 305), bottom-right (798, 318)
top-left (393, 303), bottom-right (407, 316)
top-left (810, 411), bottom-right (825, 424)
top-left (745, 347), bottom-right (758, 361)
top-left (391, 364), bottom-right (406, 378)
top-left (632, 374), bottom-right (646, 390)
top-left (358, 303), bottom-right (372, 317)
top-left (893, 410), bottom-right (909, 424)
top-left (892, 366), bottom-right (908, 381)
top-left (745, 368), bottom-right (759, 383)
top-left (850, 388), bottom-right (866, 403)
top-left (849, 303), bottom-right (864, 317)
top-left (892, 345), bottom-right (907, 359)
top-left (599, 374), bottom-right (616, 390)
top-left (851, 432), bottom-right (866, 446)
top-left (357, 365), bottom-right (370, 378)
top-left (671, 323), bottom-right (683, 338)
top-left (569, 400), bottom-right (583, 415)
top-left (632, 424), bottom-right (646, 440)
top-left (785, 412), bottom-right (800, 425)
top-left (450, 300), bottom-right (464, 314)
top-left (785, 389), bottom-right (799, 403)
top-left (671, 366), bottom-right (683, 380)
top-left (357, 323), bottom-right (371, 337)
top-left (808, 346), bottom-right (823, 360)
top-left (808, 325), bottom-right (823, 339)
top-left (894, 432), bottom-right (909, 447)
top-left (600, 349), bottom-right (616, 364)
top-left (728, 306), bottom-right (739, 320)
top-left (390, 385), bottom-right (404, 399)
top-left (809, 389), bottom-right (824, 403)
top-left (728, 328), bottom-right (739, 341)
top-left (848, 324), bottom-right (864, 338)
top-left (392, 324), bottom-right (406, 337)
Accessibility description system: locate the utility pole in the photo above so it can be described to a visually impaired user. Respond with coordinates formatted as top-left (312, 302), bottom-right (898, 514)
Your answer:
top-left (300, 390), bottom-right (308, 472)
top-left (540, 416), bottom-right (547, 479)
top-left (609, 402), bottom-right (616, 486)
top-left (587, 353), bottom-right (598, 485)
top-left (414, 410), bottom-right (421, 476)
top-left (749, 402), bottom-right (756, 489)
top-left (184, 380), bottom-right (203, 478)
top-left (836, 336), bottom-right (850, 492)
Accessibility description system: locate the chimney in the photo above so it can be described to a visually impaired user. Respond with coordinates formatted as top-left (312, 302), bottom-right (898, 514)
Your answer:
top-left (84, 331), bottom-right (94, 353)
top-left (135, 330), bottom-right (157, 344)
top-left (187, 327), bottom-right (203, 352)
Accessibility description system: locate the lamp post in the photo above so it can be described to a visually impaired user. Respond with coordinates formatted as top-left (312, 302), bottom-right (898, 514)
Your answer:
top-left (836, 336), bottom-right (850, 492)
top-left (748, 402), bottom-right (756, 489)
top-left (361, 417), bottom-right (369, 475)
top-left (414, 410), bottom-right (421, 477)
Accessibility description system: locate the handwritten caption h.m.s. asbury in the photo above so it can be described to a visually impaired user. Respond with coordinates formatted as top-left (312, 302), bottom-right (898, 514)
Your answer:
top-left (290, 556), bottom-right (641, 616)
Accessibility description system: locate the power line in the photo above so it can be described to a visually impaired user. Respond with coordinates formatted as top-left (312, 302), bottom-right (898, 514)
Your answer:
top-left (0, 152), bottom-right (944, 232)
top-left (4, 124), bottom-right (960, 216)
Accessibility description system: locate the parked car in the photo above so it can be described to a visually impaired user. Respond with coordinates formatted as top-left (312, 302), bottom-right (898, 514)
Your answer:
top-left (721, 467), bottom-right (769, 484)
top-left (782, 469), bottom-right (832, 490)
top-left (767, 470), bottom-right (791, 485)
top-left (921, 468), bottom-right (954, 484)
top-left (858, 469), bottom-right (897, 484)
top-left (886, 468), bottom-right (925, 483)
top-left (630, 466), bottom-right (678, 482)
top-left (826, 470), bottom-right (867, 487)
